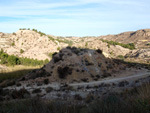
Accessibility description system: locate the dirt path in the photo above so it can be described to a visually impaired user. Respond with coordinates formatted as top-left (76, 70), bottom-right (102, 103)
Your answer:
top-left (70, 71), bottom-right (150, 87)
top-left (5, 71), bottom-right (150, 91)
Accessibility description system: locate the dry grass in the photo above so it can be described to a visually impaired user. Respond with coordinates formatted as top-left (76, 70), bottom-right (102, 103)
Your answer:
top-left (0, 82), bottom-right (150, 113)
top-left (0, 65), bottom-right (40, 83)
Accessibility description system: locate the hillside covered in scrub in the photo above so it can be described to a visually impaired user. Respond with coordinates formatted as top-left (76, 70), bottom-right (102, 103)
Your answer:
top-left (24, 47), bottom-right (124, 83)
top-left (0, 29), bottom-right (150, 113)
top-left (0, 29), bottom-right (150, 64)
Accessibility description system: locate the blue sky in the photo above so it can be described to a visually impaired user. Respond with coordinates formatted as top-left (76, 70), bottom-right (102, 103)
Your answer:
top-left (0, 0), bottom-right (150, 36)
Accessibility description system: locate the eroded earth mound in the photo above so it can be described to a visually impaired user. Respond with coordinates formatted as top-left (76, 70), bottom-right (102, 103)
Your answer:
top-left (24, 47), bottom-right (125, 83)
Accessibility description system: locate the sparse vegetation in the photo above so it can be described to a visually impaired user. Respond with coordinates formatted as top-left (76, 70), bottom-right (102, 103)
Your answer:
top-left (85, 42), bottom-right (88, 47)
top-left (45, 87), bottom-right (53, 93)
top-left (32, 88), bottom-right (42, 94)
top-left (117, 55), bottom-right (124, 60)
top-left (11, 42), bottom-right (15, 46)
top-left (101, 39), bottom-right (135, 50)
top-left (146, 43), bottom-right (150, 46)
top-left (19, 28), bottom-right (46, 36)
top-left (11, 88), bottom-right (30, 99)
top-left (20, 49), bottom-right (24, 54)
top-left (43, 78), bottom-right (49, 85)
top-left (48, 52), bottom-right (54, 58)
top-left (57, 66), bottom-right (72, 79)
top-left (56, 38), bottom-right (73, 46)
top-left (57, 47), bottom-right (61, 51)
top-left (1, 82), bottom-right (150, 113)
top-left (48, 36), bottom-right (55, 42)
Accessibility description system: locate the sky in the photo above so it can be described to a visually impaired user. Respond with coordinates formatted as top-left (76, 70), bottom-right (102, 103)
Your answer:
top-left (0, 0), bottom-right (150, 36)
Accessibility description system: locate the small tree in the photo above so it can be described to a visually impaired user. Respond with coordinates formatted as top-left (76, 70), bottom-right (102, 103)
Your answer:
top-left (57, 47), bottom-right (60, 51)
top-left (7, 55), bottom-right (19, 66)
top-left (20, 49), bottom-right (24, 54)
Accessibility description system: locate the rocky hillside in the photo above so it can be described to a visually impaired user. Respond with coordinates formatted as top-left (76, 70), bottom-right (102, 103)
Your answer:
top-left (99, 29), bottom-right (150, 49)
top-left (23, 47), bottom-right (126, 84)
top-left (0, 30), bottom-right (69, 60)
top-left (0, 29), bottom-right (150, 61)
top-left (73, 37), bottom-right (130, 57)
top-left (0, 29), bottom-right (132, 60)
top-left (125, 49), bottom-right (150, 63)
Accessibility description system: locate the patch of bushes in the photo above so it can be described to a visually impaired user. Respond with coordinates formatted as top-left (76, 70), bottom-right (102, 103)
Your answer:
top-left (53, 53), bottom-right (64, 63)
top-left (84, 59), bottom-right (93, 66)
top-left (45, 87), bottom-right (53, 93)
top-left (1, 82), bottom-right (150, 113)
top-left (48, 52), bottom-right (54, 58)
top-left (81, 78), bottom-right (88, 82)
top-left (43, 78), bottom-right (49, 85)
top-left (146, 43), bottom-right (150, 46)
top-left (19, 28), bottom-right (46, 36)
top-left (101, 72), bottom-right (111, 78)
top-left (57, 66), bottom-right (72, 79)
top-left (68, 46), bottom-right (80, 55)
top-left (101, 39), bottom-right (135, 50)
top-left (85, 42), bottom-right (88, 47)
top-left (32, 88), bottom-right (42, 94)
top-left (11, 88), bottom-right (30, 99)
top-left (48, 36), bottom-right (73, 46)
top-left (0, 50), bottom-right (49, 66)
top-left (74, 94), bottom-right (83, 100)
top-left (117, 55), bottom-right (124, 60)
top-left (56, 38), bottom-right (73, 46)
top-left (11, 42), bottom-right (15, 46)
top-left (118, 80), bottom-right (129, 87)
top-left (20, 49), bottom-right (24, 54)
top-left (57, 47), bottom-right (61, 51)
top-left (96, 49), bottom-right (102, 54)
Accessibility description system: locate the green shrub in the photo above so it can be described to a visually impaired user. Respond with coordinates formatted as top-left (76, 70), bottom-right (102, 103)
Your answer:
top-left (7, 55), bottom-right (20, 66)
top-left (0, 50), bottom-right (49, 66)
top-left (85, 42), bottom-right (88, 47)
top-left (117, 55), bottom-right (124, 60)
top-left (56, 38), bottom-right (73, 46)
top-left (11, 42), bottom-right (15, 46)
top-left (20, 49), bottom-right (24, 54)
top-left (146, 43), bottom-right (150, 46)
top-left (101, 39), bottom-right (135, 50)
top-left (48, 52), bottom-right (54, 58)
top-left (57, 47), bottom-right (60, 51)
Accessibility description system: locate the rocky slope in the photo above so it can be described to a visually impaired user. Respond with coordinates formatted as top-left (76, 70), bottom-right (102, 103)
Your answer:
top-left (99, 29), bottom-right (150, 49)
top-left (0, 29), bottom-right (150, 61)
top-left (125, 49), bottom-right (150, 63)
top-left (0, 29), bottom-right (132, 60)
top-left (23, 47), bottom-right (126, 84)
top-left (0, 30), bottom-right (68, 60)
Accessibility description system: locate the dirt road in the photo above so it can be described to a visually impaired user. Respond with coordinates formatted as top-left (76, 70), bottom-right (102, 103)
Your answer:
top-left (70, 71), bottom-right (150, 87)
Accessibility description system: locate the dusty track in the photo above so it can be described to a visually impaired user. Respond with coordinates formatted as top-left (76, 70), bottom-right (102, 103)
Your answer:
top-left (70, 71), bottom-right (150, 87)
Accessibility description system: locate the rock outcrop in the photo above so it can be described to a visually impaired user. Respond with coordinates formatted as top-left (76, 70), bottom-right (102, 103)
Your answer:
top-left (126, 49), bottom-right (150, 59)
